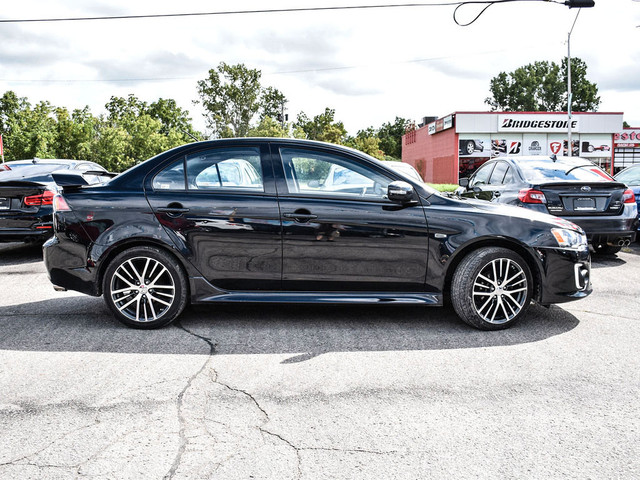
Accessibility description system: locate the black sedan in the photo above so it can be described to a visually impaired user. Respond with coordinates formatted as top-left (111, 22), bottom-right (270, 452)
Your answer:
top-left (457, 155), bottom-right (638, 255)
top-left (0, 159), bottom-right (109, 243)
top-left (44, 139), bottom-right (592, 331)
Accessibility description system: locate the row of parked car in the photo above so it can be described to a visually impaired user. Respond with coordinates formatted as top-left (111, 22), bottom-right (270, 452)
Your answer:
top-left (0, 141), bottom-right (637, 331)
top-left (455, 156), bottom-right (640, 255)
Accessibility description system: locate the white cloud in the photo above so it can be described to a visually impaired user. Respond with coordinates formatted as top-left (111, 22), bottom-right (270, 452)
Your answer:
top-left (1, 0), bottom-right (639, 132)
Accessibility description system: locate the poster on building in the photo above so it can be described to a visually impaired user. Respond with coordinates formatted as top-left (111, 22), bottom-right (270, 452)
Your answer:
top-left (522, 134), bottom-right (547, 156)
top-left (546, 134), bottom-right (579, 156)
top-left (579, 135), bottom-right (612, 158)
top-left (489, 134), bottom-right (523, 157)
top-left (458, 137), bottom-right (489, 158)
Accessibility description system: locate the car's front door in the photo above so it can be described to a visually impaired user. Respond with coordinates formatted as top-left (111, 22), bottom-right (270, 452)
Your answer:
top-left (145, 144), bottom-right (282, 291)
top-left (273, 144), bottom-right (430, 291)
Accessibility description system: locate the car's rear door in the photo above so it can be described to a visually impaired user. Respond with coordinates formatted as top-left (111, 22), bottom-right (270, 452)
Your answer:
top-left (144, 143), bottom-right (282, 291)
top-left (272, 143), bottom-right (430, 292)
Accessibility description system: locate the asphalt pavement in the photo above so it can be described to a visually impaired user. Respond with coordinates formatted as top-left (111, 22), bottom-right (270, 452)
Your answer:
top-left (0, 241), bottom-right (639, 479)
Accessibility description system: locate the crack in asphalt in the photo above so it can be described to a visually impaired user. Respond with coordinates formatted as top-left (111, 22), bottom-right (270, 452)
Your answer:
top-left (164, 322), bottom-right (217, 480)
top-left (259, 428), bottom-right (303, 479)
top-left (0, 421), bottom-right (97, 468)
top-left (166, 323), bottom-right (393, 480)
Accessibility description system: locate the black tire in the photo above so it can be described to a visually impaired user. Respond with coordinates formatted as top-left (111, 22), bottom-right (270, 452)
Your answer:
top-left (102, 246), bottom-right (188, 329)
top-left (592, 243), bottom-right (621, 255)
top-left (451, 247), bottom-right (533, 330)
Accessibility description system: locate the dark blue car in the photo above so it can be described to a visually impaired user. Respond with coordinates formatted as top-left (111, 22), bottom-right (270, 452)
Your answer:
top-left (457, 155), bottom-right (638, 255)
top-left (615, 164), bottom-right (640, 238)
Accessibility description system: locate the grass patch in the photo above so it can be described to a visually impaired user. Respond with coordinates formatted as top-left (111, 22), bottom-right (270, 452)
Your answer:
top-left (428, 183), bottom-right (459, 192)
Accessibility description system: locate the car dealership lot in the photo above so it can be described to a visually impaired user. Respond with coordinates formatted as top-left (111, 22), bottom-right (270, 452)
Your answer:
top-left (1, 242), bottom-right (639, 479)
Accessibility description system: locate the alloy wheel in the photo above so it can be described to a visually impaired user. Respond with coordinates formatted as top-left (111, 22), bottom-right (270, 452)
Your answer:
top-left (109, 256), bottom-right (176, 323)
top-left (471, 257), bottom-right (528, 324)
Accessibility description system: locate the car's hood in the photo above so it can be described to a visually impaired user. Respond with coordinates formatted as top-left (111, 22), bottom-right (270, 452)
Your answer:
top-left (462, 196), bottom-right (584, 231)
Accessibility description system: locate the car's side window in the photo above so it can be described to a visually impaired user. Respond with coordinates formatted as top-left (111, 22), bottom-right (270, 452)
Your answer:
top-left (470, 163), bottom-right (494, 187)
top-left (489, 162), bottom-right (509, 185)
top-left (280, 148), bottom-right (390, 200)
top-left (186, 147), bottom-right (263, 191)
top-left (502, 166), bottom-right (514, 184)
top-left (153, 158), bottom-right (186, 190)
top-left (153, 147), bottom-right (264, 192)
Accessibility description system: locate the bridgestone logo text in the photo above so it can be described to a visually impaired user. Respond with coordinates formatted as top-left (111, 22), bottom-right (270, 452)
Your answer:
top-left (501, 119), bottom-right (578, 130)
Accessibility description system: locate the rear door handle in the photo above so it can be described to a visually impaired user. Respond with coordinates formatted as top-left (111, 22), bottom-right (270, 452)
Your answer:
top-left (283, 213), bottom-right (318, 222)
top-left (157, 206), bottom-right (190, 215)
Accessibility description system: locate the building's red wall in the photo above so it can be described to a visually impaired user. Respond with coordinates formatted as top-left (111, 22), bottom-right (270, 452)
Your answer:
top-left (402, 126), bottom-right (457, 184)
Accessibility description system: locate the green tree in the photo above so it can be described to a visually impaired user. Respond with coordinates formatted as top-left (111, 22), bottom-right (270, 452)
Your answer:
top-left (294, 108), bottom-right (347, 145)
top-left (55, 106), bottom-right (96, 160)
top-left (376, 117), bottom-right (412, 159)
top-left (247, 116), bottom-right (289, 138)
top-left (97, 94), bottom-right (199, 170)
top-left (196, 62), bottom-right (287, 138)
top-left (485, 57), bottom-right (600, 112)
top-left (0, 93), bottom-right (58, 160)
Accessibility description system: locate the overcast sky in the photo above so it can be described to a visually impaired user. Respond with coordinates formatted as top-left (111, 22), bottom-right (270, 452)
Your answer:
top-left (1, 0), bottom-right (639, 136)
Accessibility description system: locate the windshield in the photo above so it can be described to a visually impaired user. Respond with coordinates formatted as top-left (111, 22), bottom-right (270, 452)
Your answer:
top-left (518, 158), bottom-right (613, 183)
top-left (615, 166), bottom-right (640, 186)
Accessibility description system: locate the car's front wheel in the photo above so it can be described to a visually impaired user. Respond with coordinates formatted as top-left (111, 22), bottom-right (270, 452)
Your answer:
top-left (451, 247), bottom-right (533, 330)
top-left (102, 246), bottom-right (188, 329)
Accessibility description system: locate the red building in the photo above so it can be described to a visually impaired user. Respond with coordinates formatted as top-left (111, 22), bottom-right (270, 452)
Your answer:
top-left (402, 111), bottom-right (624, 184)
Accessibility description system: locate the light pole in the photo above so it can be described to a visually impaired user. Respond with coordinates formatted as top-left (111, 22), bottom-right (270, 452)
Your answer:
top-left (567, 9), bottom-right (581, 157)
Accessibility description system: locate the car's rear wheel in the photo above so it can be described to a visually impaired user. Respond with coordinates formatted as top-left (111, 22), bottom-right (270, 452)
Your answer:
top-left (452, 247), bottom-right (533, 330)
top-left (102, 246), bottom-right (188, 329)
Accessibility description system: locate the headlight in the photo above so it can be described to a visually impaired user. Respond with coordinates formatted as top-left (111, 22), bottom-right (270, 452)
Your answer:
top-left (551, 228), bottom-right (587, 250)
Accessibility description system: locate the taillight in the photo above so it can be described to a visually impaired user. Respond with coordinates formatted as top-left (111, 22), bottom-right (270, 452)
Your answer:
top-left (0, 164), bottom-right (11, 171)
top-left (518, 188), bottom-right (547, 204)
top-left (23, 190), bottom-right (55, 207)
top-left (623, 188), bottom-right (636, 204)
top-left (53, 194), bottom-right (71, 212)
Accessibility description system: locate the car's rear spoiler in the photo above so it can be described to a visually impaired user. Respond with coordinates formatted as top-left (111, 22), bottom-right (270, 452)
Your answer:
top-left (51, 170), bottom-right (118, 190)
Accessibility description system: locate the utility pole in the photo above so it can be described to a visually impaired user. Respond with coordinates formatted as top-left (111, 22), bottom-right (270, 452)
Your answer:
top-left (563, 0), bottom-right (595, 157)
top-left (567, 9), bottom-right (581, 157)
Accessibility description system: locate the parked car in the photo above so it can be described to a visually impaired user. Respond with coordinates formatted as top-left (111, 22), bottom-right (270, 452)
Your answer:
top-left (44, 139), bottom-right (592, 331)
top-left (614, 164), bottom-right (640, 238)
top-left (456, 155), bottom-right (638, 254)
top-left (383, 161), bottom-right (424, 183)
top-left (0, 159), bottom-right (110, 243)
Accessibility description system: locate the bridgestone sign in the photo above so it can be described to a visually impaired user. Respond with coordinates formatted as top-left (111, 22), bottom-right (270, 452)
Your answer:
top-left (498, 115), bottom-right (579, 133)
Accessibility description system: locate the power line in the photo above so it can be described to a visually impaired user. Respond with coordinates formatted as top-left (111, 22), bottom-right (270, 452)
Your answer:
top-left (0, 3), bottom-right (472, 23)
top-left (0, 1), bottom-right (560, 24)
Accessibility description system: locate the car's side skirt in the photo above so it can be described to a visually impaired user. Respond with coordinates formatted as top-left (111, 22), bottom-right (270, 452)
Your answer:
top-left (190, 277), bottom-right (442, 305)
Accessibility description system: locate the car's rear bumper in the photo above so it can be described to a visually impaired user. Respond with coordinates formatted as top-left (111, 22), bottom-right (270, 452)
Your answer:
top-left (0, 210), bottom-right (53, 242)
top-left (43, 236), bottom-right (100, 296)
top-left (561, 204), bottom-right (638, 244)
top-left (0, 226), bottom-right (53, 243)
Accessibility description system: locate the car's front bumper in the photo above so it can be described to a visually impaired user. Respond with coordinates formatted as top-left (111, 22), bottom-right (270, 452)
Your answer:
top-left (537, 246), bottom-right (592, 305)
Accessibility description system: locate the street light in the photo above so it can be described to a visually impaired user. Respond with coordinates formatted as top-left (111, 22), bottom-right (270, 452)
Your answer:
top-left (565, 1), bottom-right (595, 157)
top-left (567, 9), bottom-right (581, 157)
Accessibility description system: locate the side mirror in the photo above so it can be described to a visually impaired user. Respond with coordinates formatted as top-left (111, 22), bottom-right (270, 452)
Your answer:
top-left (459, 177), bottom-right (469, 188)
top-left (387, 181), bottom-right (417, 204)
